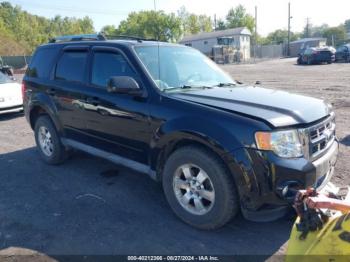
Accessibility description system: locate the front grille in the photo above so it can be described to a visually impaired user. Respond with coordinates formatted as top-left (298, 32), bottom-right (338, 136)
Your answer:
top-left (305, 114), bottom-right (336, 159)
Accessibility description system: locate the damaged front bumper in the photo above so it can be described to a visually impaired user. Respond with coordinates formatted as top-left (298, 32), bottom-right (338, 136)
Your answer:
top-left (225, 139), bottom-right (339, 222)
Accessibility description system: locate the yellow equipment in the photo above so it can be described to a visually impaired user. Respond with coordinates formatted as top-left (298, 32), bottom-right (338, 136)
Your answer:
top-left (286, 184), bottom-right (350, 261)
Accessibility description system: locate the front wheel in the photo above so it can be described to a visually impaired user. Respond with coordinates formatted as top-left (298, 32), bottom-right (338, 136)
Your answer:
top-left (162, 146), bottom-right (239, 230)
top-left (34, 115), bottom-right (67, 165)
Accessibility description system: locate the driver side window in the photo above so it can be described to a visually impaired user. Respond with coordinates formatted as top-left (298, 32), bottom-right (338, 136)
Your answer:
top-left (91, 51), bottom-right (137, 88)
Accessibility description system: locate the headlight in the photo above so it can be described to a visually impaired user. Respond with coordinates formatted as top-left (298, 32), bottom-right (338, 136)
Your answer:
top-left (255, 130), bottom-right (303, 158)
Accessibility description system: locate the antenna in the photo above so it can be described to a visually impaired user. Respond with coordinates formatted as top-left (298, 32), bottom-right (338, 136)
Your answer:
top-left (153, 0), bottom-right (161, 87)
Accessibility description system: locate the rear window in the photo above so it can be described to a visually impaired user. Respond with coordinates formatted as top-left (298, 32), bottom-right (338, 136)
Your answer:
top-left (55, 51), bottom-right (88, 82)
top-left (26, 47), bottom-right (59, 78)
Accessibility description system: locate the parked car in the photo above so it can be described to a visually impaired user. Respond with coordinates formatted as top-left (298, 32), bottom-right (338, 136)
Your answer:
top-left (297, 46), bottom-right (335, 65)
top-left (0, 71), bottom-right (23, 114)
top-left (335, 44), bottom-right (350, 62)
top-left (0, 56), bottom-right (14, 76)
top-left (23, 34), bottom-right (338, 229)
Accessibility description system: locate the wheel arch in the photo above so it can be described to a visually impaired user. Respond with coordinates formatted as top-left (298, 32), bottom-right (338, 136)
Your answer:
top-left (28, 97), bottom-right (63, 135)
top-left (151, 130), bottom-right (239, 183)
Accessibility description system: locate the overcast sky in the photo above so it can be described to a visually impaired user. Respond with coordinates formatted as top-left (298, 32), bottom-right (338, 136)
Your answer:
top-left (7, 0), bottom-right (350, 36)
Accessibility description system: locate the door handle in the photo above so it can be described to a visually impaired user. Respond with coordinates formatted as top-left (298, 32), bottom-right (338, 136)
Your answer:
top-left (47, 88), bottom-right (56, 96)
top-left (86, 97), bottom-right (100, 106)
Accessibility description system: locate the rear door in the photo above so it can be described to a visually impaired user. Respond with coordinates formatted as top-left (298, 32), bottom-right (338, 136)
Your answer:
top-left (50, 46), bottom-right (90, 142)
top-left (82, 46), bottom-right (151, 164)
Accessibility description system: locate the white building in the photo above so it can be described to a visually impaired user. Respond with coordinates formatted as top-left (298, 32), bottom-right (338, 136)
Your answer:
top-left (179, 27), bottom-right (252, 60)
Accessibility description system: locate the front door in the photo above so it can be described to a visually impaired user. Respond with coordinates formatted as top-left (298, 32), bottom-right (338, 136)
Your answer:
top-left (82, 46), bottom-right (151, 164)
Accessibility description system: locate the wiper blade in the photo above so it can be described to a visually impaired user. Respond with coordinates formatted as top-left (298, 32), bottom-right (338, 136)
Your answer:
top-left (214, 82), bottom-right (237, 87)
top-left (163, 85), bottom-right (213, 92)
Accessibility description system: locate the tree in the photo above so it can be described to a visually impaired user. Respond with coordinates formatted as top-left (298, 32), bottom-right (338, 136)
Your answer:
top-left (0, 2), bottom-right (95, 53)
top-left (323, 26), bottom-right (347, 46)
top-left (263, 29), bottom-right (300, 45)
top-left (216, 19), bottom-right (226, 30)
top-left (116, 11), bottom-right (182, 42)
top-left (345, 19), bottom-right (350, 33)
top-left (101, 25), bottom-right (117, 35)
top-left (177, 6), bottom-right (212, 35)
top-left (225, 5), bottom-right (255, 33)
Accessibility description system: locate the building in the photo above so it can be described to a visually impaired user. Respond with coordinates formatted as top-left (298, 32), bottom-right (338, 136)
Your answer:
top-left (179, 27), bottom-right (252, 61)
top-left (289, 38), bottom-right (327, 57)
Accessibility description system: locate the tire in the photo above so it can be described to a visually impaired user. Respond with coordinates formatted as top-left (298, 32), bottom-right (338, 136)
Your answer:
top-left (162, 146), bottom-right (239, 230)
top-left (297, 57), bottom-right (302, 65)
top-left (34, 115), bottom-right (67, 165)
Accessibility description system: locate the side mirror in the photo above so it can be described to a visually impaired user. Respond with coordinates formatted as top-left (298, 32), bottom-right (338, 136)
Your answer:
top-left (107, 76), bottom-right (142, 96)
top-left (255, 81), bottom-right (261, 85)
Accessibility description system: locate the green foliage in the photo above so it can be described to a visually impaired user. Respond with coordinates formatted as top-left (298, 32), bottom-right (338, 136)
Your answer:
top-left (115, 10), bottom-right (182, 42)
top-left (101, 25), bottom-right (117, 36)
top-left (225, 5), bottom-right (255, 33)
top-left (0, 1), bottom-right (95, 54)
top-left (301, 22), bottom-right (347, 46)
top-left (322, 26), bottom-right (347, 46)
top-left (177, 6), bottom-right (212, 35)
top-left (345, 19), bottom-right (350, 33)
top-left (260, 29), bottom-right (300, 45)
top-left (216, 19), bottom-right (226, 30)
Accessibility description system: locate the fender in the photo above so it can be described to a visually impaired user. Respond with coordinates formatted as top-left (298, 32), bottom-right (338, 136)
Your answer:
top-left (149, 116), bottom-right (243, 177)
top-left (27, 92), bottom-right (64, 135)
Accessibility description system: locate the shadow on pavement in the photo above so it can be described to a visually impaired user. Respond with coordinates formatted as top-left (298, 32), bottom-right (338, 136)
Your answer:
top-left (340, 135), bottom-right (350, 147)
top-left (0, 147), bottom-right (292, 258)
top-left (0, 112), bottom-right (24, 121)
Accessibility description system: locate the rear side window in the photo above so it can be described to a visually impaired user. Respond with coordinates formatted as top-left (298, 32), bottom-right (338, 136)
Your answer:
top-left (55, 51), bottom-right (88, 82)
top-left (91, 52), bottom-right (137, 88)
top-left (27, 48), bottom-right (59, 78)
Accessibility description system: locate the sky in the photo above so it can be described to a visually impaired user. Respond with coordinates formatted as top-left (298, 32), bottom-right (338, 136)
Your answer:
top-left (7, 0), bottom-right (350, 36)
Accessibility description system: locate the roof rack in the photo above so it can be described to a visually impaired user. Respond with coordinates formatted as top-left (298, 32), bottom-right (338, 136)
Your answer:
top-left (103, 34), bottom-right (157, 42)
top-left (49, 33), bottom-right (157, 43)
top-left (49, 33), bottom-right (106, 43)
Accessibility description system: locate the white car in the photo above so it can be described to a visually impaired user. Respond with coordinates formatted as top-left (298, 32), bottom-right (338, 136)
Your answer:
top-left (0, 72), bottom-right (23, 114)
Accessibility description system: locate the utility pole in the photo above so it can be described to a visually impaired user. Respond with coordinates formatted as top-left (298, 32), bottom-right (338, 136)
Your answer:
top-left (287, 2), bottom-right (291, 57)
top-left (306, 17), bottom-right (310, 38)
top-left (214, 14), bottom-right (217, 31)
top-left (254, 6), bottom-right (257, 61)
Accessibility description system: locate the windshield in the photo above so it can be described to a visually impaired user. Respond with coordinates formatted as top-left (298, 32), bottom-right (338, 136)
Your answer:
top-left (134, 45), bottom-right (235, 91)
top-left (0, 71), bottom-right (12, 84)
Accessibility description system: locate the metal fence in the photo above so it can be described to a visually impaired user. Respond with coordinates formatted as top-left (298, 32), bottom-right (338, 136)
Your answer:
top-left (252, 44), bottom-right (285, 59)
top-left (2, 56), bottom-right (32, 69)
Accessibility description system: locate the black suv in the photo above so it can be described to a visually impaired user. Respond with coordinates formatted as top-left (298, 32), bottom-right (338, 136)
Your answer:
top-left (23, 34), bottom-right (338, 229)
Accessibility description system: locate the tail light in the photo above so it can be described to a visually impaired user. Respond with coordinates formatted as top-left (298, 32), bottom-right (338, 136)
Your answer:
top-left (21, 81), bottom-right (26, 101)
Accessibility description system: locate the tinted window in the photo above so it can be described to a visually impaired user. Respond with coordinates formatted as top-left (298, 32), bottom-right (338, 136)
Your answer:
top-left (55, 51), bottom-right (88, 82)
top-left (0, 71), bottom-right (12, 84)
top-left (91, 52), bottom-right (136, 87)
top-left (27, 48), bottom-right (59, 78)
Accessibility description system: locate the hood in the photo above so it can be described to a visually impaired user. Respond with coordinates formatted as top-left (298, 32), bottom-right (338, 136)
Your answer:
top-left (170, 86), bottom-right (331, 127)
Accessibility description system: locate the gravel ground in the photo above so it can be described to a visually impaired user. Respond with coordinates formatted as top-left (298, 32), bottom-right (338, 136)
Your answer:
top-left (0, 58), bottom-right (349, 259)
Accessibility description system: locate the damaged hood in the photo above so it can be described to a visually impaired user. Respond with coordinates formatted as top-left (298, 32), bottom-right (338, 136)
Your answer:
top-left (170, 86), bottom-right (331, 127)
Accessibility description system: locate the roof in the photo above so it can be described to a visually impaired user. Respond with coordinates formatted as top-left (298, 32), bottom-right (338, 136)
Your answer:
top-left (290, 38), bottom-right (326, 44)
top-left (179, 27), bottom-right (251, 43)
top-left (40, 39), bottom-right (181, 49)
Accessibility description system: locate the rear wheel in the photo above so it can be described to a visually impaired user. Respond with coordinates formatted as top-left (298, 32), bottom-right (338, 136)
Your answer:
top-left (162, 146), bottom-right (239, 230)
top-left (34, 115), bottom-right (67, 165)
